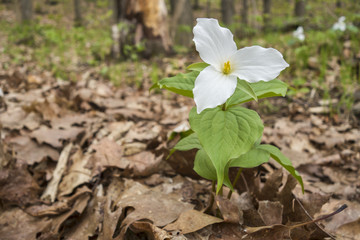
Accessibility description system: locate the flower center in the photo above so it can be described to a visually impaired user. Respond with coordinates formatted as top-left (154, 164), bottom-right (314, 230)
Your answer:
top-left (223, 61), bottom-right (231, 75)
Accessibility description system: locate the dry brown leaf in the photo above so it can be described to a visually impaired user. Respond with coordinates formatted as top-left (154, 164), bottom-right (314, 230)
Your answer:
top-left (89, 138), bottom-right (127, 176)
top-left (0, 163), bottom-right (41, 207)
top-left (0, 208), bottom-right (51, 240)
top-left (257, 169), bottom-right (283, 201)
top-left (130, 221), bottom-right (172, 240)
top-left (257, 201), bottom-right (283, 226)
top-left (336, 218), bottom-right (360, 240)
top-left (7, 135), bottom-right (59, 165)
top-left (210, 223), bottom-right (246, 239)
top-left (26, 186), bottom-right (92, 217)
top-left (57, 148), bottom-right (92, 197)
top-left (38, 187), bottom-right (91, 239)
top-left (41, 143), bottom-right (73, 202)
top-left (31, 125), bottom-right (84, 148)
top-left (125, 151), bottom-right (164, 177)
top-left (124, 121), bottom-right (162, 142)
top-left (117, 190), bottom-right (194, 238)
top-left (0, 107), bottom-right (40, 130)
top-left (63, 185), bottom-right (104, 240)
top-left (164, 209), bottom-right (223, 234)
top-left (50, 113), bottom-right (89, 129)
top-left (107, 121), bottom-right (134, 141)
top-left (215, 195), bottom-right (243, 224)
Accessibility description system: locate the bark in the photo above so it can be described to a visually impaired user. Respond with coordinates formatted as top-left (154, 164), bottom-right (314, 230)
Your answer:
top-left (171, 0), bottom-right (193, 47)
top-left (73, 0), bottom-right (82, 27)
top-left (241, 0), bottom-right (248, 26)
top-left (206, 0), bottom-right (211, 17)
top-left (336, 0), bottom-right (342, 8)
top-left (294, 0), bottom-right (306, 18)
top-left (111, 0), bottom-right (171, 59)
top-left (263, 0), bottom-right (271, 31)
top-left (126, 0), bottom-right (171, 52)
top-left (18, 0), bottom-right (33, 23)
top-left (193, 0), bottom-right (199, 10)
top-left (221, 0), bottom-right (234, 26)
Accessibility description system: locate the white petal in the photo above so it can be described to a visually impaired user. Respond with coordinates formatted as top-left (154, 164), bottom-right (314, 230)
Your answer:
top-left (229, 46), bottom-right (289, 83)
top-left (193, 18), bottom-right (237, 70)
top-left (193, 66), bottom-right (237, 113)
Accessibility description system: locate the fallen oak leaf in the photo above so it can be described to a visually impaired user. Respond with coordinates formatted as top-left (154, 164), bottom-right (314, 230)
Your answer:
top-left (164, 209), bottom-right (223, 234)
top-left (0, 163), bottom-right (41, 207)
top-left (117, 190), bottom-right (194, 238)
top-left (0, 207), bottom-right (51, 240)
top-left (7, 135), bottom-right (59, 165)
top-left (30, 125), bottom-right (84, 148)
top-left (257, 200), bottom-right (283, 226)
top-left (215, 195), bottom-right (243, 224)
top-left (25, 186), bottom-right (92, 217)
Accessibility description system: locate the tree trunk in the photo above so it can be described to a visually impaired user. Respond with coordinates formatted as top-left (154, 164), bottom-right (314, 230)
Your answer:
top-left (336, 0), bottom-right (342, 8)
top-left (206, 0), bottom-right (211, 17)
top-left (294, 0), bottom-right (306, 18)
top-left (111, 0), bottom-right (172, 59)
top-left (73, 0), bottom-right (82, 26)
top-left (263, 0), bottom-right (271, 31)
top-left (221, 0), bottom-right (234, 26)
top-left (193, 0), bottom-right (199, 10)
top-left (18, 0), bottom-right (33, 23)
top-left (241, 0), bottom-right (248, 26)
top-left (171, 0), bottom-right (193, 47)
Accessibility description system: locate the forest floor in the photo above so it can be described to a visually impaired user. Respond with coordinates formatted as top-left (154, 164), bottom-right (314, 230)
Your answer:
top-left (1, 1), bottom-right (360, 240)
top-left (0, 57), bottom-right (359, 239)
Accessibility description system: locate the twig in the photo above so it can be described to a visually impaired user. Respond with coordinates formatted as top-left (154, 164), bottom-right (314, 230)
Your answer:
top-left (292, 193), bottom-right (343, 240)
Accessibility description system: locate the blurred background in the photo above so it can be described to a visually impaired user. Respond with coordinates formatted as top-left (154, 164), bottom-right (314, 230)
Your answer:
top-left (0, 0), bottom-right (360, 121)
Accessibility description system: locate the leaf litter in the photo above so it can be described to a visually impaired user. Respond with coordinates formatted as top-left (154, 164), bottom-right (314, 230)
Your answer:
top-left (0, 65), bottom-right (360, 239)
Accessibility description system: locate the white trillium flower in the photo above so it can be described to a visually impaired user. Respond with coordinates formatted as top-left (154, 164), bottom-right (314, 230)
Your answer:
top-left (192, 18), bottom-right (289, 113)
top-left (293, 26), bottom-right (305, 41)
top-left (332, 16), bottom-right (346, 31)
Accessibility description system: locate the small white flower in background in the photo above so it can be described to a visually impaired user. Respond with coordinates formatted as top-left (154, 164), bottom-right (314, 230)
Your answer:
top-left (293, 26), bottom-right (305, 41)
top-left (332, 16), bottom-right (346, 31)
top-left (192, 18), bottom-right (289, 113)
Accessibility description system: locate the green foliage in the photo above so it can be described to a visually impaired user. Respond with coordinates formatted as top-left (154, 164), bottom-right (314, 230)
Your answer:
top-left (226, 79), bottom-right (288, 106)
top-left (189, 106), bottom-right (263, 192)
top-left (151, 71), bottom-right (199, 97)
top-left (230, 145), bottom-right (270, 168)
top-left (2, 17), bottom-right (112, 80)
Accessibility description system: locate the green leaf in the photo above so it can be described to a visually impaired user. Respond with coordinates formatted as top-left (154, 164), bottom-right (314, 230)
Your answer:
top-left (230, 146), bottom-right (270, 168)
top-left (194, 149), bottom-right (234, 191)
top-left (187, 62), bottom-right (209, 72)
top-left (236, 79), bottom-right (258, 102)
top-left (154, 71), bottom-right (198, 97)
top-left (257, 144), bottom-right (304, 193)
top-left (194, 149), bottom-right (217, 181)
top-left (227, 79), bottom-right (288, 106)
top-left (189, 106), bottom-right (264, 193)
top-left (168, 133), bottom-right (201, 159)
top-left (173, 133), bottom-right (202, 151)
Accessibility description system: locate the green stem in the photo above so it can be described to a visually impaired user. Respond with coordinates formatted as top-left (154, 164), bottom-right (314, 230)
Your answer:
top-left (221, 103), bottom-right (226, 111)
top-left (227, 168), bottom-right (243, 199)
top-left (207, 180), bottom-right (216, 211)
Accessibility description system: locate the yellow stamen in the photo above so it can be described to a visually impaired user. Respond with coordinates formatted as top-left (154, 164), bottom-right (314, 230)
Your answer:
top-left (223, 61), bottom-right (231, 75)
